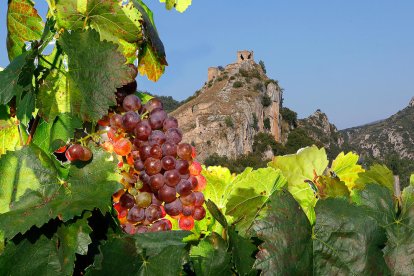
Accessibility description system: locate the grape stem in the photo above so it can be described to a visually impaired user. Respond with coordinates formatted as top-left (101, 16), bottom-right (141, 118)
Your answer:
top-left (26, 114), bottom-right (40, 145)
top-left (77, 129), bottom-right (107, 145)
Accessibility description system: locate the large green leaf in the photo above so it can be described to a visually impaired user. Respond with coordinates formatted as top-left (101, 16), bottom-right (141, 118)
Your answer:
top-left (190, 232), bottom-right (232, 276)
top-left (0, 146), bottom-right (121, 239)
top-left (86, 231), bottom-right (190, 275)
top-left (0, 117), bottom-right (20, 156)
top-left (251, 189), bottom-right (312, 275)
top-left (33, 113), bottom-right (82, 154)
top-left (268, 146), bottom-right (329, 224)
top-left (159, 0), bottom-right (192, 12)
top-left (54, 0), bottom-right (142, 63)
top-left (355, 164), bottom-right (394, 192)
top-left (331, 151), bottom-right (364, 191)
top-left (226, 167), bottom-right (287, 236)
top-left (138, 42), bottom-right (166, 82)
top-left (203, 166), bottom-right (235, 211)
top-left (313, 198), bottom-right (390, 275)
top-left (7, 0), bottom-right (43, 61)
top-left (0, 146), bottom-right (58, 214)
top-left (228, 228), bottom-right (257, 276)
top-left (38, 30), bottom-right (135, 121)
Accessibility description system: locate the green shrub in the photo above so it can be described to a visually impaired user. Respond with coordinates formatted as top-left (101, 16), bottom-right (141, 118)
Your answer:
top-left (261, 94), bottom-right (272, 107)
top-left (264, 79), bottom-right (278, 86)
top-left (233, 81), bottom-right (243, 88)
top-left (264, 118), bottom-right (271, 130)
top-left (229, 76), bottom-right (235, 80)
top-left (225, 116), bottom-right (234, 128)
top-left (281, 107), bottom-right (298, 127)
top-left (239, 68), bottom-right (249, 77)
top-left (259, 60), bottom-right (266, 73)
top-left (252, 113), bottom-right (259, 131)
top-left (254, 83), bottom-right (263, 91)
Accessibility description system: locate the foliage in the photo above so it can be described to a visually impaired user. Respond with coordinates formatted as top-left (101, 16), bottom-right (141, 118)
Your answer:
top-left (225, 116), bottom-right (234, 128)
top-left (251, 113), bottom-right (259, 131)
top-left (285, 128), bottom-right (320, 153)
top-left (263, 118), bottom-right (271, 130)
top-left (261, 94), bottom-right (271, 107)
top-left (281, 107), bottom-right (298, 127)
top-left (233, 81), bottom-right (243, 88)
top-left (259, 60), bottom-right (266, 74)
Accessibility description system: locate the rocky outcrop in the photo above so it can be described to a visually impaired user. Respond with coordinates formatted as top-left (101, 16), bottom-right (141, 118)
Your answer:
top-left (171, 56), bottom-right (282, 162)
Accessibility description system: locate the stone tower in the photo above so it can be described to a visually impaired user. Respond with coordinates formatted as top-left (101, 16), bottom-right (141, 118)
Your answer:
top-left (207, 67), bottom-right (219, 82)
top-left (237, 50), bottom-right (254, 63)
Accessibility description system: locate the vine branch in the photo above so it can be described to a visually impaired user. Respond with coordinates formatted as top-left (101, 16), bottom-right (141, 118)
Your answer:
top-left (26, 114), bottom-right (40, 145)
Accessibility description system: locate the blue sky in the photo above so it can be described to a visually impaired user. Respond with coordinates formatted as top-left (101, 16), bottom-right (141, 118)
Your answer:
top-left (1, 1), bottom-right (413, 129)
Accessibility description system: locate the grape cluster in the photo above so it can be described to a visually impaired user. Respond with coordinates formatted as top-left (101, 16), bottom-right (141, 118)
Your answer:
top-left (101, 83), bottom-right (207, 234)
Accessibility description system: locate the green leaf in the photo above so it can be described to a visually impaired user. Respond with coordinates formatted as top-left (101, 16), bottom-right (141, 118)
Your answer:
top-left (226, 167), bottom-right (287, 236)
top-left (33, 113), bottom-right (82, 154)
top-left (0, 235), bottom-right (62, 275)
top-left (355, 164), bottom-right (394, 192)
top-left (38, 30), bottom-right (134, 121)
top-left (315, 175), bottom-right (350, 199)
top-left (229, 228), bottom-right (257, 276)
top-left (0, 117), bottom-right (20, 156)
top-left (86, 231), bottom-right (190, 275)
top-left (252, 189), bottom-right (312, 275)
top-left (0, 146), bottom-right (58, 214)
top-left (410, 174), bottom-right (414, 186)
top-left (268, 146), bottom-right (329, 224)
top-left (190, 232), bottom-right (232, 276)
top-left (15, 91), bottom-right (34, 126)
top-left (0, 146), bottom-right (121, 239)
top-left (160, 0), bottom-right (192, 12)
top-left (331, 151), bottom-right (364, 191)
top-left (138, 42), bottom-right (166, 82)
top-left (55, 213), bottom-right (93, 275)
top-left (206, 199), bottom-right (228, 228)
top-left (0, 51), bottom-right (33, 105)
top-left (313, 198), bottom-right (390, 275)
top-left (203, 166), bottom-right (235, 211)
top-left (137, 91), bottom-right (154, 104)
top-left (7, 0), bottom-right (43, 61)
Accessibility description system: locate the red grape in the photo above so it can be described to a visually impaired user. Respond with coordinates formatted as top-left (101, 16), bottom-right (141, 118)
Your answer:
top-left (176, 179), bottom-right (193, 196)
top-left (149, 174), bottom-right (165, 190)
top-left (145, 98), bottom-right (163, 113)
top-left (150, 144), bottom-right (163, 159)
top-left (127, 206), bottom-right (145, 223)
top-left (123, 111), bottom-right (140, 132)
top-left (149, 108), bottom-right (167, 130)
top-left (161, 156), bottom-right (176, 171)
top-left (193, 192), bottom-right (205, 207)
top-left (176, 160), bottom-right (189, 174)
top-left (122, 94), bottom-right (141, 112)
top-left (179, 216), bottom-right (194, 230)
top-left (180, 192), bottom-right (196, 206)
top-left (177, 143), bottom-right (193, 161)
top-left (163, 117), bottom-right (178, 131)
top-left (113, 138), bottom-right (132, 156)
top-left (165, 128), bottom-right (183, 144)
top-left (144, 157), bottom-right (162, 175)
top-left (119, 193), bottom-right (135, 209)
top-left (193, 206), bottom-right (206, 221)
top-left (164, 170), bottom-right (181, 187)
top-left (164, 198), bottom-right (183, 216)
top-left (134, 120), bottom-right (152, 141)
top-left (162, 142), bottom-right (177, 157)
top-left (110, 114), bottom-right (124, 129)
top-left (182, 205), bottom-right (194, 216)
top-left (145, 205), bottom-right (162, 222)
top-left (148, 130), bottom-right (166, 146)
top-left (158, 185), bottom-right (177, 203)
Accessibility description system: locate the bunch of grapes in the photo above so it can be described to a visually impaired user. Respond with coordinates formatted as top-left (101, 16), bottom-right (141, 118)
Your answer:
top-left (99, 82), bottom-right (207, 234)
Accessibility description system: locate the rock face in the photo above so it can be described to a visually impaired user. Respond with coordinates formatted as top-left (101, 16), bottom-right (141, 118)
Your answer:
top-left (171, 52), bottom-right (282, 162)
top-left (340, 100), bottom-right (414, 160)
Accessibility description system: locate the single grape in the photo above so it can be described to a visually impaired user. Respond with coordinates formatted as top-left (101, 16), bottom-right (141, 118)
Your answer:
top-left (189, 161), bottom-right (202, 176)
top-left (139, 145), bottom-right (152, 161)
top-left (177, 143), bottom-right (193, 161)
top-left (188, 176), bottom-right (198, 190)
top-left (176, 179), bottom-right (193, 196)
top-left (149, 108), bottom-right (167, 130)
top-left (122, 111), bottom-right (140, 132)
top-left (179, 216), bottom-right (194, 230)
top-left (115, 90), bottom-right (128, 106)
top-left (180, 192), bottom-right (196, 206)
top-left (182, 205), bottom-right (194, 216)
top-left (149, 219), bottom-right (172, 232)
top-left (122, 223), bottom-right (137, 235)
top-left (165, 128), bottom-right (183, 144)
top-left (110, 114), bottom-right (124, 129)
top-left (145, 98), bottom-right (163, 113)
top-left (134, 120), bottom-right (152, 141)
top-left (65, 150), bottom-right (74, 161)
top-left (149, 173), bottom-right (165, 190)
top-left (176, 160), bottom-right (189, 175)
top-left (113, 138), bottom-right (132, 156)
top-left (158, 185), bottom-right (177, 203)
top-left (134, 159), bottom-right (145, 171)
top-left (148, 130), bottom-right (166, 146)
top-left (123, 94), bottom-right (142, 112)
top-left (161, 156), bottom-right (176, 171)
top-left (79, 146), bottom-right (92, 161)
top-left (163, 117), bottom-right (178, 131)
top-left (136, 225), bottom-right (149, 233)
top-left (144, 157), bottom-right (162, 175)
top-left (164, 169), bottom-right (181, 187)
top-left (162, 142), bottom-right (177, 157)
top-left (67, 144), bottom-right (84, 161)
top-left (193, 206), bottom-right (206, 221)
top-left (193, 192), bottom-right (205, 207)
top-left (145, 205), bottom-right (162, 222)
top-left (164, 199), bottom-right (183, 216)
top-left (127, 205), bottom-right (145, 223)
top-left (195, 175), bottom-right (207, 191)
top-left (150, 144), bottom-right (163, 159)
top-left (135, 192), bottom-right (152, 208)
top-left (119, 192), bottom-right (135, 209)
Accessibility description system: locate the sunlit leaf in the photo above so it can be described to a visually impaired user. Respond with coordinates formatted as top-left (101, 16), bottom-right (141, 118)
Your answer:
top-left (331, 151), bottom-right (364, 190)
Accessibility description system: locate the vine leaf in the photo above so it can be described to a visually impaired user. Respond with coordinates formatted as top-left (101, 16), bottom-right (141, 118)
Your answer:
top-left (15, 91), bottom-right (34, 126)
top-left (313, 197), bottom-right (390, 275)
top-left (54, 0), bottom-right (142, 62)
top-left (86, 231), bottom-right (190, 275)
top-left (190, 232), bottom-right (232, 276)
top-left (138, 42), bottom-right (166, 82)
top-left (355, 164), bottom-right (394, 192)
top-left (7, 0), bottom-right (43, 61)
top-left (0, 146), bottom-right (121, 239)
top-left (0, 146), bottom-right (58, 215)
top-left (251, 189), bottom-right (312, 275)
top-left (159, 0), bottom-right (192, 12)
top-left (226, 167), bottom-right (286, 237)
top-left (268, 146), bottom-right (329, 224)
top-left (33, 113), bottom-right (82, 154)
top-left (229, 228), bottom-right (257, 276)
top-left (331, 151), bottom-right (364, 190)
top-left (0, 117), bottom-right (20, 156)
top-left (0, 214), bottom-right (92, 276)
top-left (38, 30), bottom-right (135, 121)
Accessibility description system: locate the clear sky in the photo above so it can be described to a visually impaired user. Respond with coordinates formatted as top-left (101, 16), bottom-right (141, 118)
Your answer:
top-left (1, 1), bottom-right (413, 129)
